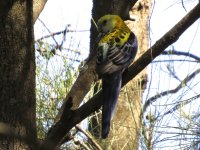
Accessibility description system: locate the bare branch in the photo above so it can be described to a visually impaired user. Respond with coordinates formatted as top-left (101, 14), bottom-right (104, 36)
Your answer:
top-left (153, 59), bottom-right (198, 63)
top-left (35, 29), bottom-right (66, 42)
top-left (166, 64), bottom-right (181, 82)
top-left (35, 29), bottom-right (89, 42)
top-left (75, 125), bottom-right (103, 150)
top-left (38, 19), bottom-right (60, 48)
top-left (73, 137), bottom-right (91, 150)
top-left (162, 93), bottom-right (200, 117)
top-left (181, 0), bottom-right (187, 12)
top-left (143, 68), bottom-right (200, 113)
top-left (162, 49), bottom-right (200, 61)
top-left (122, 3), bottom-right (200, 86)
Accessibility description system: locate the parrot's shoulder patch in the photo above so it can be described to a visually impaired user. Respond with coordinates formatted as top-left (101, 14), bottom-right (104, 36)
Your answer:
top-left (96, 42), bottom-right (109, 64)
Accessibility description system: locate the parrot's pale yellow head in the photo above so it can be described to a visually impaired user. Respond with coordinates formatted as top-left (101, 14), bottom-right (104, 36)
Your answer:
top-left (97, 15), bottom-right (123, 33)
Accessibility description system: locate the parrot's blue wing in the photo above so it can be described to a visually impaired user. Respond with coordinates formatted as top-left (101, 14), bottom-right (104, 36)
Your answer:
top-left (101, 72), bottom-right (122, 138)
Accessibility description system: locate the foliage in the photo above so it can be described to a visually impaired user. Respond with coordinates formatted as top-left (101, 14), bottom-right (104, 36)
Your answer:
top-left (35, 40), bottom-right (79, 140)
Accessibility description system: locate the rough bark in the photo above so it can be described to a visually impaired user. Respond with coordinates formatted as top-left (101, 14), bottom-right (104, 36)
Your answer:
top-left (33, 0), bottom-right (48, 23)
top-left (0, 0), bottom-right (37, 149)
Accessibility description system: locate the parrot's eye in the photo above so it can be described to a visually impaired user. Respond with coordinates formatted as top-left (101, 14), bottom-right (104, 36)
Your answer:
top-left (102, 20), bottom-right (107, 26)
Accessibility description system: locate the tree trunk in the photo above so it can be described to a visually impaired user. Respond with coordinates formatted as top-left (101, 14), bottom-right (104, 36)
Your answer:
top-left (104, 1), bottom-right (151, 149)
top-left (0, 1), bottom-right (37, 149)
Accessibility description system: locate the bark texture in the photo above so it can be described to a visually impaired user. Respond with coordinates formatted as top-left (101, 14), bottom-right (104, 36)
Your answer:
top-left (0, 1), bottom-right (37, 149)
top-left (33, 0), bottom-right (48, 23)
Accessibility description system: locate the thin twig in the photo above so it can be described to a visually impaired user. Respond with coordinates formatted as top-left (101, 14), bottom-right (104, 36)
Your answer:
top-left (162, 50), bottom-right (200, 61)
top-left (38, 18), bottom-right (59, 47)
top-left (181, 0), bottom-right (187, 12)
top-left (76, 125), bottom-right (103, 150)
top-left (73, 137), bottom-right (91, 150)
top-left (143, 68), bottom-right (200, 113)
top-left (167, 64), bottom-right (181, 81)
top-left (35, 29), bottom-right (89, 42)
top-left (162, 93), bottom-right (200, 117)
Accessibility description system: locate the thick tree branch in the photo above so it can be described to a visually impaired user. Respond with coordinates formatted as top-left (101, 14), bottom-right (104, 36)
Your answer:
top-left (33, 0), bottom-right (48, 23)
top-left (121, 3), bottom-right (200, 85)
top-left (40, 3), bottom-right (200, 150)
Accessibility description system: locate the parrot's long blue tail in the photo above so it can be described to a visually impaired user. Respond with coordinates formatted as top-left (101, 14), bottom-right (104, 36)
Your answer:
top-left (101, 72), bottom-right (122, 138)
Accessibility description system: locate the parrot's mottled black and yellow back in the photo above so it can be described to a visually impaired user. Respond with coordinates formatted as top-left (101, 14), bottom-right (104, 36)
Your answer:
top-left (95, 15), bottom-right (138, 138)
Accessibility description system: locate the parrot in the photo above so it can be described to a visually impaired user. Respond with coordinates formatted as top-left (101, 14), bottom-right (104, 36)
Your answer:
top-left (95, 14), bottom-right (138, 138)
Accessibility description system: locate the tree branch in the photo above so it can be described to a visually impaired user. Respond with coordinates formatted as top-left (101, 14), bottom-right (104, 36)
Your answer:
top-left (40, 3), bottom-right (200, 150)
top-left (75, 125), bottom-right (102, 150)
top-left (35, 28), bottom-right (89, 42)
top-left (162, 49), bottom-right (200, 61)
top-left (121, 3), bottom-right (200, 86)
top-left (143, 68), bottom-right (200, 114)
top-left (162, 93), bottom-right (200, 117)
top-left (33, 0), bottom-right (48, 24)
